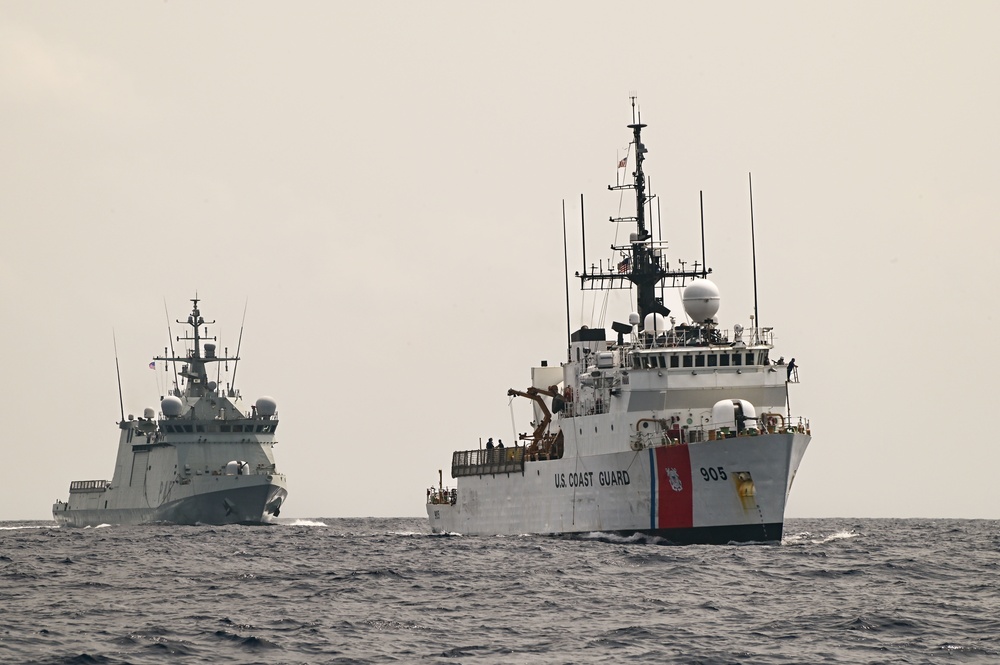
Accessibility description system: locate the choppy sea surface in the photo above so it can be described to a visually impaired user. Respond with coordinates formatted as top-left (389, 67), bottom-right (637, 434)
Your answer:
top-left (1, 518), bottom-right (998, 664)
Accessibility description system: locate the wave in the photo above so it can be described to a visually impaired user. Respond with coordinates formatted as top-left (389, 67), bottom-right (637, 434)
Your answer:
top-left (783, 529), bottom-right (859, 545)
top-left (282, 518), bottom-right (328, 527)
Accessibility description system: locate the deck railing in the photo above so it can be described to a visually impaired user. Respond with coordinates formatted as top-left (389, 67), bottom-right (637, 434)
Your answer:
top-left (68, 480), bottom-right (110, 493)
top-left (451, 447), bottom-right (525, 478)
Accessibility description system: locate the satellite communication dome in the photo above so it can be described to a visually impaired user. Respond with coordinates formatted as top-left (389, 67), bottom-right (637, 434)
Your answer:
top-left (256, 396), bottom-right (277, 417)
top-left (161, 395), bottom-right (184, 417)
top-left (628, 312), bottom-right (641, 326)
top-left (643, 312), bottom-right (669, 334)
top-left (143, 407), bottom-right (155, 419)
top-left (683, 279), bottom-right (721, 323)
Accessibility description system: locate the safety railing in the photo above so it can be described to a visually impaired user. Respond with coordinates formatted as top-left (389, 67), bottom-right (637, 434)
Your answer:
top-left (451, 447), bottom-right (525, 478)
top-left (68, 480), bottom-right (110, 493)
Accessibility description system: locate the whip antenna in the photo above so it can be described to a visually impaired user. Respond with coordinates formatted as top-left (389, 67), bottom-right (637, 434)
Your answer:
top-left (113, 330), bottom-right (124, 422)
top-left (230, 299), bottom-right (248, 396)
top-left (563, 199), bottom-right (571, 354)
top-left (749, 173), bottom-right (759, 332)
top-left (163, 299), bottom-right (179, 396)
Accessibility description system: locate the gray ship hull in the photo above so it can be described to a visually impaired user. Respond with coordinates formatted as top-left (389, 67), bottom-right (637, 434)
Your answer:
top-left (53, 480), bottom-right (286, 527)
top-left (54, 298), bottom-right (289, 528)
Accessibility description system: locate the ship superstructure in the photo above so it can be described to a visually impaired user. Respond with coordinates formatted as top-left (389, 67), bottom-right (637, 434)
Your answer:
top-left (427, 107), bottom-right (810, 544)
top-left (53, 298), bottom-right (286, 526)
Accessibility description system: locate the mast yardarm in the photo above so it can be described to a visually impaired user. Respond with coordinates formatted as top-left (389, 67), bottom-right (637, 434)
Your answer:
top-left (578, 115), bottom-right (711, 323)
top-left (154, 297), bottom-right (239, 398)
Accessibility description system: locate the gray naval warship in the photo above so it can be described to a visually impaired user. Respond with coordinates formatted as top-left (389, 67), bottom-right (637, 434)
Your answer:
top-left (53, 298), bottom-right (287, 526)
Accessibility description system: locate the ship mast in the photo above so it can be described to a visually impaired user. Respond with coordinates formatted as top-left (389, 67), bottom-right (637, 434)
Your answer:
top-left (578, 99), bottom-right (710, 323)
top-left (154, 297), bottom-right (239, 398)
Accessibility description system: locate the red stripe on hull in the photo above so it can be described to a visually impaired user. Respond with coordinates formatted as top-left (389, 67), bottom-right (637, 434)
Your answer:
top-left (654, 445), bottom-right (693, 529)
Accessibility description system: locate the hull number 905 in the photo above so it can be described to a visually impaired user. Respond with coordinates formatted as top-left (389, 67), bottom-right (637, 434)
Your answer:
top-left (700, 467), bottom-right (727, 481)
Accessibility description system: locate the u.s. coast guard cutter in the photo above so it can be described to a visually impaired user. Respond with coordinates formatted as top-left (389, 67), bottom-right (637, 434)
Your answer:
top-left (427, 108), bottom-right (811, 544)
top-left (53, 298), bottom-right (287, 526)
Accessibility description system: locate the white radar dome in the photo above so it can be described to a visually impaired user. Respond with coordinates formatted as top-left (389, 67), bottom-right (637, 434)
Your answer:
top-left (256, 396), bottom-right (277, 417)
top-left (628, 312), bottom-right (641, 326)
top-left (643, 312), bottom-right (670, 334)
top-left (143, 407), bottom-right (155, 419)
top-left (683, 279), bottom-right (721, 323)
top-left (161, 396), bottom-right (183, 417)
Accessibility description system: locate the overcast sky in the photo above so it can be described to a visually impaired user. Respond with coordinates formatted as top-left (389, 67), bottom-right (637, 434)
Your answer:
top-left (3, 2), bottom-right (999, 521)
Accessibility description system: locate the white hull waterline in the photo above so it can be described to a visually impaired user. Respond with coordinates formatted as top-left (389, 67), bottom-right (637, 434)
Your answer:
top-left (54, 298), bottom-right (287, 527)
top-left (427, 105), bottom-right (811, 544)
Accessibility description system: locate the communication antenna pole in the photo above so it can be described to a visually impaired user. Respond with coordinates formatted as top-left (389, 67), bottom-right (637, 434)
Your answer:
top-left (113, 330), bottom-right (124, 421)
top-left (699, 190), bottom-right (707, 274)
top-left (163, 299), bottom-right (179, 396)
top-left (230, 299), bottom-right (248, 396)
top-left (580, 193), bottom-right (587, 280)
top-left (749, 173), bottom-right (760, 330)
top-left (562, 200), bottom-right (571, 354)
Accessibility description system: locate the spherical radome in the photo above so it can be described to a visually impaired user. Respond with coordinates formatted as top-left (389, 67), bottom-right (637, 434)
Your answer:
top-left (161, 396), bottom-right (184, 417)
top-left (683, 279), bottom-right (721, 323)
top-left (256, 396), bottom-right (277, 417)
top-left (643, 312), bottom-right (669, 334)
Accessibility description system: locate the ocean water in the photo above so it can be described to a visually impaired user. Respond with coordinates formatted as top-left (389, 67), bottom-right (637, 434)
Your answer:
top-left (1, 518), bottom-right (998, 664)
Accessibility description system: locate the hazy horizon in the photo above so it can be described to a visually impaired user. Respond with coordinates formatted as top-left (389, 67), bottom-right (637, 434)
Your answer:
top-left (3, 1), bottom-right (999, 521)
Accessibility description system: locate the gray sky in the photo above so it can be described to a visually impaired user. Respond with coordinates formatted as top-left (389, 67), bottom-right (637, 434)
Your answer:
top-left (3, 2), bottom-right (998, 521)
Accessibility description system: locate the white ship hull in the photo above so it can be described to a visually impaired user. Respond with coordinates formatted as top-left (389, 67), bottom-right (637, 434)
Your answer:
top-left (429, 433), bottom-right (809, 544)
top-left (426, 110), bottom-right (813, 545)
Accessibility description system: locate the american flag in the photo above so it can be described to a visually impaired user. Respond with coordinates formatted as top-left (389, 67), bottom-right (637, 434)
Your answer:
top-left (617, 257), bottom-right (631, 273)
top-left (617, 157), bottom-right (628, 169)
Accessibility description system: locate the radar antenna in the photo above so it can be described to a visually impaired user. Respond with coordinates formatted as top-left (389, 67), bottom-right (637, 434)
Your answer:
top-left (577, 99), bottom-right (711, 323)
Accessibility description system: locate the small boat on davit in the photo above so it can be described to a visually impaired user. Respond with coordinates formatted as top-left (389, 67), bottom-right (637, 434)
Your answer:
top-left (53, 298), bottom-right (287, 526)
top-left (427, 104), bottom-right (811, 544)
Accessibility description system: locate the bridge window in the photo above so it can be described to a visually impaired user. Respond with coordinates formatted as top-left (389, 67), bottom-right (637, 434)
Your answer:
top-left (746, 353), bottom-right (754, 366)
top-left (670, 355), bottom-right (679, 368)
top-left (683, 355), bottom-right (693, 368)
top-left (720, 354), bottom-right (730, 367)
top-left (695, 355), bottom-right (705, 367)
top-left (733, 354), bottom-right (742, 366)
top-left (707, 354), bottom-right (717, 367)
